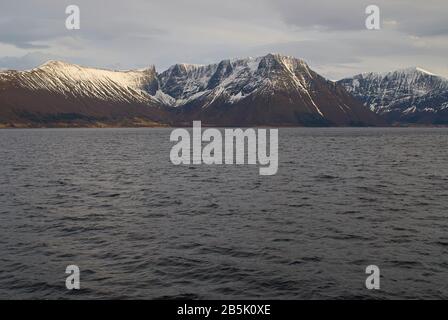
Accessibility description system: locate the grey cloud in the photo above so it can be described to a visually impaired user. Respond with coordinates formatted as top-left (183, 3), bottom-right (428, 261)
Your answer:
top-left (0, 0), bottom-right (447, 79)
top-left (269, 0), bottom-right (369, 31)
top-left (0, 0), bottom-right (166, 48)
top-left (270, 0), bottom-right (448, 37)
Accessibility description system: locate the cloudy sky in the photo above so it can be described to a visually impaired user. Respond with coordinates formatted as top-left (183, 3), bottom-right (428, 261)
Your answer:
top-left (0, 0), bottom-right (447, 79)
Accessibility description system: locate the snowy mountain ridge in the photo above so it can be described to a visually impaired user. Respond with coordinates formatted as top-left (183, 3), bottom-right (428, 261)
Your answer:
top-left (0, 60), bottom-right (158, 104)
top-left (0, 54), bottom-right (386, 127)
top-left (0, 54), bottom-right (320, 109)
top-left (338, 67), bottom-right (448, 124)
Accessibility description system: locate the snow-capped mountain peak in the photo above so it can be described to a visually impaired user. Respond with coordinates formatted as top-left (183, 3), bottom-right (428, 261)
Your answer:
top-left (155, 53), bottom-right (319, 108)
top-left (38, 60), bottom-right (74, 69)
top-left (338, 67), bottom-right (448, 124)
top-left (414, 67), bottom-right (437, 76)
top-left (2, 60), bottom-right (159, 104)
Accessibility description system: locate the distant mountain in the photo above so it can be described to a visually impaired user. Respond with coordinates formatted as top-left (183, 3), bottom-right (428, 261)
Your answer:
top-left (161, 54), bottom-right (385, 126)
top-left (338, 68), bottom-right (448, 125)
top-left (0, 61), bottom-right (169, 127)
top-left (0, 54), bottom-right (385, 127)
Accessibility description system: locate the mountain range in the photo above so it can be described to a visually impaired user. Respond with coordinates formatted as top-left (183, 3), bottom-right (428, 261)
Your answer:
top-left (0, 53), bottom-right (446, 127)
top-left (339, 67), bottom-right (448, 125)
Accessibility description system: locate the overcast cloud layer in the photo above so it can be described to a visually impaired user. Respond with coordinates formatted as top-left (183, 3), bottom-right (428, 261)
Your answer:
top-left (0, 0), bottom-right (447, 79)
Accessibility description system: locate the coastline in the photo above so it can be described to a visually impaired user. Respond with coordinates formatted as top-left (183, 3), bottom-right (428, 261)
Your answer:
top-left (1, 122), bottom-right (448, 129)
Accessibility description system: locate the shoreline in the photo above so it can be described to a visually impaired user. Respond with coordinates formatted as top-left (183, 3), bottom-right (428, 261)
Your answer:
top-left (1, 123), bottom-right (448, 129)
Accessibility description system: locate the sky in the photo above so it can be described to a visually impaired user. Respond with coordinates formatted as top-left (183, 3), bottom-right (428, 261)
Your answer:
top-left (0, 0), bottom-right (447, 80)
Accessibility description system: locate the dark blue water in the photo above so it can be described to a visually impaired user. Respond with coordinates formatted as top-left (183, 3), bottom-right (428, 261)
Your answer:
top-left (0, 128), bottom-right (447, 299)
